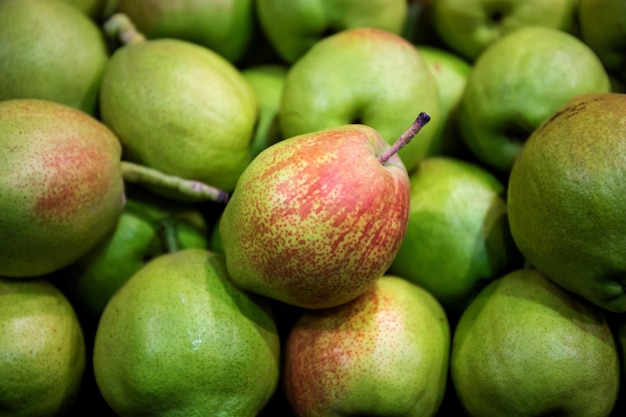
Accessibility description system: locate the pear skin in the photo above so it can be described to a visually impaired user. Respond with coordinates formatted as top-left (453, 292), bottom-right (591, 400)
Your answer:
top-left (219, 122), bottom-right (418, 309)
top-left (284, 275), bottom-right (450, 417)
top-left (0, 99), bottom-right (124, 278)
top-left (0, 0), bottom-right (109, 116)
top-left (451, 268), bottom-right (620, 417)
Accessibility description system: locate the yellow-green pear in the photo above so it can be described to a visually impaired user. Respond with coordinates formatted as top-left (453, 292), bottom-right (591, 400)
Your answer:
top-left (0, 0), bottom-right (109, 116)
top-left (451, 268), bottom-right (620, 417)
top-left (99, 14), bottom-right (257, 193)
top-left (508, 92), bottom-right (626, 313)
top-left (0, 277), bottom-right (86, 417)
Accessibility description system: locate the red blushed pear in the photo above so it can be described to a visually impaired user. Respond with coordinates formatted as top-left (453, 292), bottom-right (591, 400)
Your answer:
top-left (283, 275), bottom-right (450, 417)
top-left (219, 113), bottom-right (430, 309)
top-left (0, 98), bottom-right (125, 278)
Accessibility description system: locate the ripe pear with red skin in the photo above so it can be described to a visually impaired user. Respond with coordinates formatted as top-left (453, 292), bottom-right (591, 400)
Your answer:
top-left (0, 98), bottom-right (124, 278)
top-left (220, 114), bottom-right (430, 309)
top-left (283, 275), bottom-right (450, 417)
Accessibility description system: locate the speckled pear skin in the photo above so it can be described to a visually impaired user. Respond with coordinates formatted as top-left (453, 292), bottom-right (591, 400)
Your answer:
top-left (99, 38), bottom-right (258, 193)
top-left (283, 276), bottom-right (450, 417)
top-left (0, 0), bottom-right (109, 116)
top-left (0, 277), bottom-right (86, 417)
top-left (451, 268), bottom-right (620, 417)
top-left (507, 92), bottom-right (626, 313)
top-left (93, 248), bottom-right (281, 417)
top-left (219, 124), bottom-right (411, 310)
top-left (0, 99), bottom-right (125, 278)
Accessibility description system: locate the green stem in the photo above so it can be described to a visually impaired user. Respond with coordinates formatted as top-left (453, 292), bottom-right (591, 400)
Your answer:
top-left (158, 217), bottom-right (180, 253)
top-left (103, 13), bottom-right (146, 45)
top-left (121, 161), bottom-right (230, 203)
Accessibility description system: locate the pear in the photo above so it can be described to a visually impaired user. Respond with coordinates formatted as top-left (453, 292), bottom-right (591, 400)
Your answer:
top-left (279, 27), bottom-right (441, 172)
top-left (0, 0), bottom-right (109, 116)
top-left (49, 0), bottom-right (106, 19)
top-left (284, 275), bottom-right (450, 417)
top-left (389, 156), bottom-right (522, 313)
top-left (0, 98), bottom-right (125, 278)
top-left (0, 277), bottom-right (86, 417)
top-left (507, 92), bottom-right (626, 312)
top-left (451, 268), bottom-right (620, 417)
top-left (113, 0), bottom-right (255, 62)
top-left (219, 114), bottom-right (430, 309)
top-left (99, 14), bottom-right (258, 193)
top-left (93, 248), bottom-right (281, 417)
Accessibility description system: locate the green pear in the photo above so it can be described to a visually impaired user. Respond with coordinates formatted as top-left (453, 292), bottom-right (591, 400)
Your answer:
top-left (389, 156), bottom-right (522, 313)
top-left (112, 0), bottom-right (254, 63)
top-left (256, 0), bottom-right (408, 63)
top-left (507, 92), bottom-right (626, 313)
top-left (0, 0), bottom-right (109, 116)
top-left (99, 14), bottom-right (257, 193)
top-left (48, 0), bottom-right (106, 19)
top-left (284, 275), bottom-right (450, 417)
top-left (432, 0), bottom-right (578, 61)
top-left (93, 248), bottom-right (280, 416)
top-left (0, 99), bottom-right (125, 278)
top-left (280, 27), bottom-right (441, 172)
top-left (0, 277), bottom-right (86, 417)
top-left (58, 186), bottom-right (209, 318)
top-left (451, 268), bottom-right (620, 417)
top-left (417, 45), bottom-right (471, 156)
top-left (241, 64), bottom-right (289, 158)
top-left (578, 0), bottom-right (626, 83)
top-left (220, 115), bottom-right (430, 309)
top-left (457, 26), bottom-right (611, 172)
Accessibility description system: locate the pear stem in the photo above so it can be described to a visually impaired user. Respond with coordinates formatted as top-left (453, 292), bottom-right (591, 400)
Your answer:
top-left (158, 217), bottom-right (180, 253)
top-left (377, 112), bottom-right (431, 165)
top-left (120, 161), bottom-right (230, 203)
top-left (103, 13), bottom-right (146, 45)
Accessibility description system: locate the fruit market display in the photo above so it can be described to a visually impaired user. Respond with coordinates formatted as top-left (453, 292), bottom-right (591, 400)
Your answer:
top-left (1, 0), bottom-right (625, 416)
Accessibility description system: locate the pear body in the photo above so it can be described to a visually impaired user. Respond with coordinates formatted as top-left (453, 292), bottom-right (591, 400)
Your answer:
top-left (113, 0), bottom-right (254, 62)
top-left (219, 124), bottom-right (410, 309)
top-left (451, 268), bottom-right (620, 417)
top-left (457, 26), bottom-right (611, 172)
top-left (279, 27), bottom-right (441, 172)
top-left (0, 277), bottom-right (86, 417)
top-left (0, 0), bottom-right (109, 116)
top-left (100, 38), bottom-right (257, 192)
top-left (0, 99), bottom-right (124, 278)
top-left (508, 92), bottom-right (626, 312)
top-left (93, 248), bottom-right (281, 417)
top-left (390, 156), bottom-right (522, 312)
top-left (284, 275), bottom-right (450, 417)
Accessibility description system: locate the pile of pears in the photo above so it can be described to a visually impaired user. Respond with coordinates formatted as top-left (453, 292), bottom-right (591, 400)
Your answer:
top-left (1, 0), bottom-right (626, 416)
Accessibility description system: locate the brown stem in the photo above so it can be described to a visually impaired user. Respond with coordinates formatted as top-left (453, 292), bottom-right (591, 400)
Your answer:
top-left (377, 112), bottom-right (431, 165)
